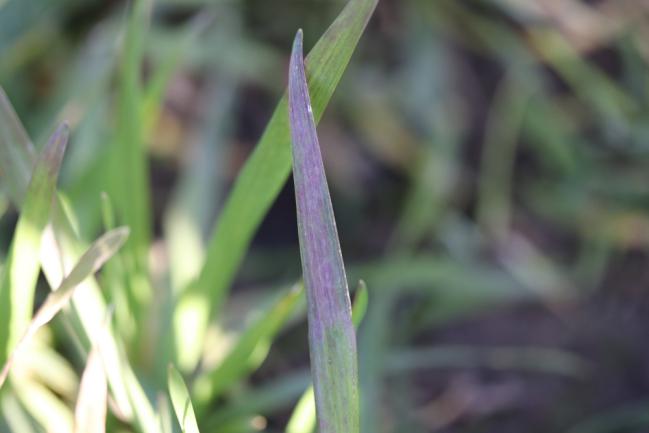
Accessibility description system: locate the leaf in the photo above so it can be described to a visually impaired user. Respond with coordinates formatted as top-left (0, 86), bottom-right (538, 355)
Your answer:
top-left (0, 123), bottom-right (68, 367)
top-left (351, 280), bottom-right (369, 328)
top-left (193, 284), bottom-right (303, 405)
top-left (12, 377), bottom-right (74, 433)
top-left (0, 87), bottom-right (135, 419)
top-left (168, 365), bottom-right (200, 433)
top-left (286, 387), bottom-right (316, 433)
top-left (289, 28), bottom-right (359, 433)
top-left (174, 0), bottom-right (378, 372)
top-left (285, 281), bottom-right (368, 433)
top-left (109, 0), bottom-right (152, 270)
top-left (0, 87), bottom-right (35, 204)
top-left (0, 227), bottom-right (129, 388)
top-left (74, 345), bottom-right (108, 433)
top-left (122, 356), bottom-right (159, 433)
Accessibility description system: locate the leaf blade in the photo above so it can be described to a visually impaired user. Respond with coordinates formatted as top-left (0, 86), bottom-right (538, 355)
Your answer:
top-left (0, 227), bottom-right (129, 388)
top-left (74, 345), bottom-right (108, 433)
top-left (288, 29), bottom-right (358, 433)
top-left (0, 123), bottom-right (69, 367)
top-left (194, 285), bottom-right (304, 405)
top-left (167, 365), bottom-right (200, 433)
top-left (175, 0), bottom-right (378, 372)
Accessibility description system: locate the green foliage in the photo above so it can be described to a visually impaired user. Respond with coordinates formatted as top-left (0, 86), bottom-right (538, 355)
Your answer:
top-left (0, 0), bottom-right (378, 431)
top-left (167, 365), bottom-right (200, 433)
top-left (3, 0), bottom-right (642, 432)
top-left (0, 124), bottom-right (68, 369)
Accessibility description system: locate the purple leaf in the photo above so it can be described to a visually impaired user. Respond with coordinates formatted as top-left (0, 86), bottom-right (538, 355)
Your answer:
top-left (289, 29), bottom-right (359, 433)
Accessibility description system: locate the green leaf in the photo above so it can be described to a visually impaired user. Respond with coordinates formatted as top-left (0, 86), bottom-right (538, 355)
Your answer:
top-left (351, 280), bottom-right (369, 328)
top-left (0, 227), bottom-right (129, 388)
top-left (0, 87), bottom-right (35, 205)
top-left (286, 387), bottom-right (316, 433)
top-left (174, 0), bottom-right (378, 372)
top-left (12, 377), bottom-right (74, 433)
top-left (0, 87), bottom-right (135, 419)
top-left (122, 356), bottom-right (159, 433)
top-left (194, 284), bottom-right (303, 406)
top-left (167, 365), bottom-right (200, 433)
top-left (74, 345), bottom-right (108, 433)
top-left (109, 0), bottom-right (153, 271)
top-left (142, 12), bottom-right (212, 137)
top-left (0, 123), bottom-right (68, 368)
top-left (285, 282), bottom-right (368, 433)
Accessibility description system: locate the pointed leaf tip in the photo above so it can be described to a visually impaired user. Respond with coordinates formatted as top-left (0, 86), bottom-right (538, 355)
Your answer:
top-left (44, 123), bottom-right (70, 177)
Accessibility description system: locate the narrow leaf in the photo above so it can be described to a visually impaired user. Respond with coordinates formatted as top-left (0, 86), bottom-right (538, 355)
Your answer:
top-left (351, 280), bottom-right (368, 328)
top-left (286, 281), bottom-right (368, 433)
top-left (74, 345), bottom-right (108, 433)
top-left (0, 87), bottom-right (36, 204)
top-left (175, 0), bottom-right (378, 372)
top-left (110, 0), bottom-right (152, 271)
top-left (12, 377), bottom-right (74, 433)
top-left (289, 29), bottom-right (358, 433)
top-left (168, 365), bottom-right (200, 433)
top-left (194, 284), bottom-right (303, 405)
top-left (0, 88), bottom-right (135, 419)
top-left (0, 227), bottom-right (129, 388)
top-left (0, 123), bottom-right (69, 367)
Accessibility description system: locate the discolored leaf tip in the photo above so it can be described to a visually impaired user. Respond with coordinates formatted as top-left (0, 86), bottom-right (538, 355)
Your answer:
top-left (53, 122), bottom-right (70, 143)
top-left (292, 29), bottom-right (304, 58)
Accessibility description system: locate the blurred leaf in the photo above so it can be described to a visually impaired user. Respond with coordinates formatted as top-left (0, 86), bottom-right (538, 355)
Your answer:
top-left (168, 365), bottom-right (200, 433)
top-left (0, 87), bottom-right (35, 204)
top-left (203, 371), bottom-right (310, 430)
top-left (109, 0), bottom-right (152, 272)
top-left (286, 387), bottom-right (316, 433)
top-left (0, 84), bottom-right (135, 420)
top-left (158, 393), bottom-right (173, 433)
top-left (21, 340), bottom-right (78, 402)
top-left (0, 227), bottom-right (129, 388)
top-left (0, 124), bottom-right (68, 368)
top-left (566, 400), bottom-right (649, 433)
top-left (194, 284), bottom-right (303, 405)
top-left (477, 74), bottom-right (531, 239)
top-left (351, 280), bottom-right (369, 328)
top-left (1, 391), bottom-right (38, 433)
top-left (142, 12), bottom-right (212, 137)
top-left (121, 348), bottom-right (159, 433)
top-left (13, 378), bottom-right (74, 433)
top-left (528, 29), bottom-right (635, 121)
top-left (74, 345), bottom-right (108, 433)
top-left (385, 345), bottom-right (587, 378)
top-left (174, 0), bottom-right (378, 372)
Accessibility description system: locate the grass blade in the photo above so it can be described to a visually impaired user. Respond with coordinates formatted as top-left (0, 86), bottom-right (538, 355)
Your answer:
top-left (0, 227), bottom-right (129, 388)
top-left (110, 0), bottom-right (152, 271)
top-left (74, 345), bottom-right (108, 433)
top-left (12, 377), bottom-right (74, 433)
top-left (289, 30), bottom-right (358, 433)
top-left (175, 0), bottom-right (378, 372)
top-left (0, 124), bottom-right (68, 367)
top-left (0, 87), bottom-right (36, 204)
top-left (194, 284), bottom-right (303, 405)
top-left (0, 89), bottom-right (135, 419)
top-left (168, 365), bottom-right (200, 433)
top-left (286, 282), bottom-right (368, 433)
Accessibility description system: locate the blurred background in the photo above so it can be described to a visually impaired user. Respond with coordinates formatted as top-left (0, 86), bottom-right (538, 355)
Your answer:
top-left (2, 0), bottom-right (649, 432)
